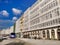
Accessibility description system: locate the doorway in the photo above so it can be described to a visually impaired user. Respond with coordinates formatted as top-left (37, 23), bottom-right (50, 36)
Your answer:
top-left (51, 29), bottom-right (55, 39)
top-left (47, 30), bottom-right (50, 39)
top-left (57, 29), bottom-right (60, 40)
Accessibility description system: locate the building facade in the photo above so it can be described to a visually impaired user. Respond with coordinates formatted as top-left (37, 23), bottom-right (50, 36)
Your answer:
top-left (15, 19), bottom-right (21, 38)
top-left (19, 15), bottom-right (24, 38)
top-left (22, 8), bottom-right (31, 38)
top-left (19, 0), bottom-right (60, 40)
top-left (15, 19), bottom-right (20, 33)
top-left (1, 26), bottom-right (14, 36)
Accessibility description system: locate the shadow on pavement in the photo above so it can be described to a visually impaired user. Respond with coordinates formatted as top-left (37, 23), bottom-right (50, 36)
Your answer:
top-left (6, 42), bottom-right (25, 45)
top-left (5, 40), bottom-right (32, 45)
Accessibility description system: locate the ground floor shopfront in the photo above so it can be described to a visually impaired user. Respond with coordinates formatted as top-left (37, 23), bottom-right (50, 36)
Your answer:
top-left (23, 27), bottom-right (60, 40)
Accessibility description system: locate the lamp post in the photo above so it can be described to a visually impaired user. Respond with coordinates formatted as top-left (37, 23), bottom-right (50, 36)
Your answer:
top-left (10, 23), bottom-right (16, 38)
top-left (13, 23), bottom-right (16, 33)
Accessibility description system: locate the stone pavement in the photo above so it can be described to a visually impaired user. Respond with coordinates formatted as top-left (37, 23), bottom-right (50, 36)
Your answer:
top-left (0, 38), bottom-right (31, 45)
top-left (0, 38), bottom-right (60, 45)
top-left (0, 39), bottom-right (15, 45)
top-left (20, 38), bottom-right (60, 45)
top-left (0, 38), bottom-right (22, 45)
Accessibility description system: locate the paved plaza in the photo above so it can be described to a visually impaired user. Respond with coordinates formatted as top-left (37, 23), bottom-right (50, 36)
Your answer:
top-left (0, 38), bottom-right (60, 45)
top-left (20, 38), bottom-right (60, 45)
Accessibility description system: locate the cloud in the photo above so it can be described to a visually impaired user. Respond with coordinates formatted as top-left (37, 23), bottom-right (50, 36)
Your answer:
top-left (12, 8), bottom-right (22, 15)
top-left (12, 17), bottom-right (17, 21)
top-left (0, 10), bottom-right (9, 17)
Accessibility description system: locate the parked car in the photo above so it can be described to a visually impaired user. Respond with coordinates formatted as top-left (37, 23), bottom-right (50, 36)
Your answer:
top-left (10, 33), bottom-right (16, 38)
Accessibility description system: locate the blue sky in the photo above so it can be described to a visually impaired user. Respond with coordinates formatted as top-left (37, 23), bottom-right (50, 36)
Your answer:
top-left (0, 0), bottom-right (37, 30)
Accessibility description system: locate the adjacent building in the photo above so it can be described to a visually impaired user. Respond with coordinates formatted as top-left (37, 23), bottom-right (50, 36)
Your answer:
top-left (15, 19), bottom-right (20, 33)
top-left (1, 26), bottom-right (13, 36)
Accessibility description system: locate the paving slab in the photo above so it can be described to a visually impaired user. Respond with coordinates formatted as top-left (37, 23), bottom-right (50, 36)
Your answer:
top-left (20, 38), bottom-right (60, 45)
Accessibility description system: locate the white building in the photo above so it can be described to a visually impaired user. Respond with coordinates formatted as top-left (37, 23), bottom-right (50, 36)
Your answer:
top-left (23, 8), bottom-right (30, 32)
top-left (18, 0), bottom-right (60, 40)
top-left (15, 19), bottom-right (20, 33)
top-left (1, 26), bottom-right (13, 36)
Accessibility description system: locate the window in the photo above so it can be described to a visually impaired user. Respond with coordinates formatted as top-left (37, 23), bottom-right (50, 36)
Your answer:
top-left (52, 20), bottom-right (55, 25)
top-left (58, 18), bottom-right (60, 24)
top-left (50, 12), bottom-right (52, 18)
top-left (43, 30), bottom-right (45, 37)
top-left (57, 8), bottom-right (60, 16)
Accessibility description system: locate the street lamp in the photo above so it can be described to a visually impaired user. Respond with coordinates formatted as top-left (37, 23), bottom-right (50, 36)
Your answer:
top-left (9, 22), bottom-right (16, 38)
top-left (13, 23), bottom-right (16, 33)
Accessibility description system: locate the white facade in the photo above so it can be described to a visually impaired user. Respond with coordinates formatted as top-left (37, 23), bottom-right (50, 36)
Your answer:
top-left (1, 26), bottom-right (13, 35)
top-left (23, 7), bottom-right (30, 32)
top-left (29, 0), bottom-right (60, 30)
top-left (18, 0), bottom-right (60, 40)
top-left (15, 19), bottom-right (20, 33)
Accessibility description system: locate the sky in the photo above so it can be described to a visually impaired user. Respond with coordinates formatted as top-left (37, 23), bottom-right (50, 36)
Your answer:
top-left (0, 0), bottom-right (37, 30)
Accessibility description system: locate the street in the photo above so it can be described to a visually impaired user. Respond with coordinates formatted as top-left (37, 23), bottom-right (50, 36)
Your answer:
top-left (0, 38), bottom-right (60, 45)
top-left (20, 38), bottom-right (60, 45)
